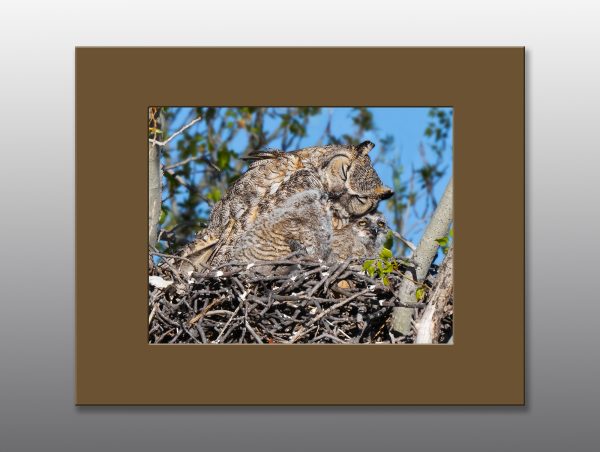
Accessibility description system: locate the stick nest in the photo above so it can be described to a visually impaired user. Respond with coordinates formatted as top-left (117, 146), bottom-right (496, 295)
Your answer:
top-left (148, 254), bottom-right (448, 344)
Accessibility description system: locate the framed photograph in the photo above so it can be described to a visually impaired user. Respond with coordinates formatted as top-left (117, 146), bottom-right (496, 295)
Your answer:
top-left (76, 47), bottom-right (524, 405)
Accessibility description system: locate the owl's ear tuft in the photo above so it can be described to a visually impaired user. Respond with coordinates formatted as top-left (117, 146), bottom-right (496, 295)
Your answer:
top-left (356, 141), bottom-right (375, 155)
top-left (377, 186), bottom-right (394, 200)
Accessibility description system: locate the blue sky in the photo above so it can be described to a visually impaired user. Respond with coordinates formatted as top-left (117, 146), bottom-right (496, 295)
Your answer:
top-left (164, 107), bottom-right (453, 251)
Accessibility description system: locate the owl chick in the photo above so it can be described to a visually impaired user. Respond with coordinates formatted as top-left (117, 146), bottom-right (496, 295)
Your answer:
top-left (331, 212), bottom-right (389, 261)
top-left (226, 189), bottom-right (333, 268)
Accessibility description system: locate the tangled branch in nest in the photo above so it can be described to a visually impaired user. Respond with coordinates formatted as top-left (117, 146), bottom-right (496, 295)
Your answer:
top-left (148, 253), bottom-right (452, 344)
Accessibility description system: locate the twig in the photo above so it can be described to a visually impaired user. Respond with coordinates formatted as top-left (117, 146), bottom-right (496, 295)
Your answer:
top-left (307, 289), bottom-right (371, 327)
top-left (148, 116), bottom-right (203, 147)
top-left (151, 250), bottom-right (210, 271)
top-left (163, 155), bottom-right (221, 172)
top-left (391, 230), bottom-right (417, 253)
top-left (149, 247), bottom-right (186, 284)
top-left (245, 321), bottom-right (263, 344)
top-left (214, 303), bottom-right (243, 343)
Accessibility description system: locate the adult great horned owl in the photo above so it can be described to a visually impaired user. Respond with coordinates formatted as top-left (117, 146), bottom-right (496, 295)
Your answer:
top-left (331, 212), bottom-right (389, 261)
top-left (228, 189), bottom-right (333, 266)
top-left (210, 140), bottom-right (392, 230)
top-left (178, 141), bottom-right (393, 268)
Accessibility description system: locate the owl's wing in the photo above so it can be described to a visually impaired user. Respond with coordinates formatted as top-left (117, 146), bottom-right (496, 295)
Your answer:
top-left (193, 153), bottom-right (316, 266)
top-left (178, 219), bottom-right (237, 269)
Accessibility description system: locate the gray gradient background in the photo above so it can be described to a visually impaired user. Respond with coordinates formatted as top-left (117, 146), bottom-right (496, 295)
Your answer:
top-left (1, 1), bottom-right (598, 450)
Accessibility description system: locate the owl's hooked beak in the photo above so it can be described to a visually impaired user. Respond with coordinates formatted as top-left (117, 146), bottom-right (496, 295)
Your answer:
top-left (369, 225), bottom-right (380, 237)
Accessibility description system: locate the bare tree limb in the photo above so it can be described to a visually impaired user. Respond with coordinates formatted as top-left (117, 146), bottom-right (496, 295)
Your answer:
top-left (415, 245), bottom-right (453, 344)
top-left (391, 175), bottom-right (453, 334)
top-left (148, 109), bottom-right (163, 248)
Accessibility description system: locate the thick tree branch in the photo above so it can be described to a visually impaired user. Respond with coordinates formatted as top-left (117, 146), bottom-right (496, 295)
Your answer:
top-left (391, 175), bottom-right (453, 334)
top-left (148, 109), bottom-right (163, 248)
top-left (415, 244), bottom-right (453, 344)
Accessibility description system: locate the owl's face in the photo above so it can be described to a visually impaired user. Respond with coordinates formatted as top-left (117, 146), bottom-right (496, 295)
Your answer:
top-left (320, 141), bottom-right (393, 218)
top-left (354, 212), bottom-right (388, 245)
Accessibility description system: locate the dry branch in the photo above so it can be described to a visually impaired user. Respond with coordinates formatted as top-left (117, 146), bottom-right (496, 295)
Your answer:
top-left (391, 175), bottom-right (453, 334)
top-left (415, 245), bottom-right (454, 344)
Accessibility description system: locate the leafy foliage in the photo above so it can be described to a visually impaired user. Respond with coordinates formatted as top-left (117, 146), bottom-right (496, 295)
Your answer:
top-left (362, 247), bottom-right (406, 287)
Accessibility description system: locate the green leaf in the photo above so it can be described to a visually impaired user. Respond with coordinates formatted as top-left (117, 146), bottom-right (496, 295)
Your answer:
top-left (159, 208), bottom-right (168, 225)
top-left (379, 247), bottom-right (393, 260)
top-left (207, 188), bottom-right (222, 203)
top-left (384, 230), bottom-right (394, 250)
top-left (362, 259), bottom-right (376, 277)
top-left (435, 237), bottom-right (449, 247)
top-left (382, 276), bottom-right (390, 286)
top-left (217, 148), bottom-right (231, 170)
top-left (416, 287), bottom-right (425, 301)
